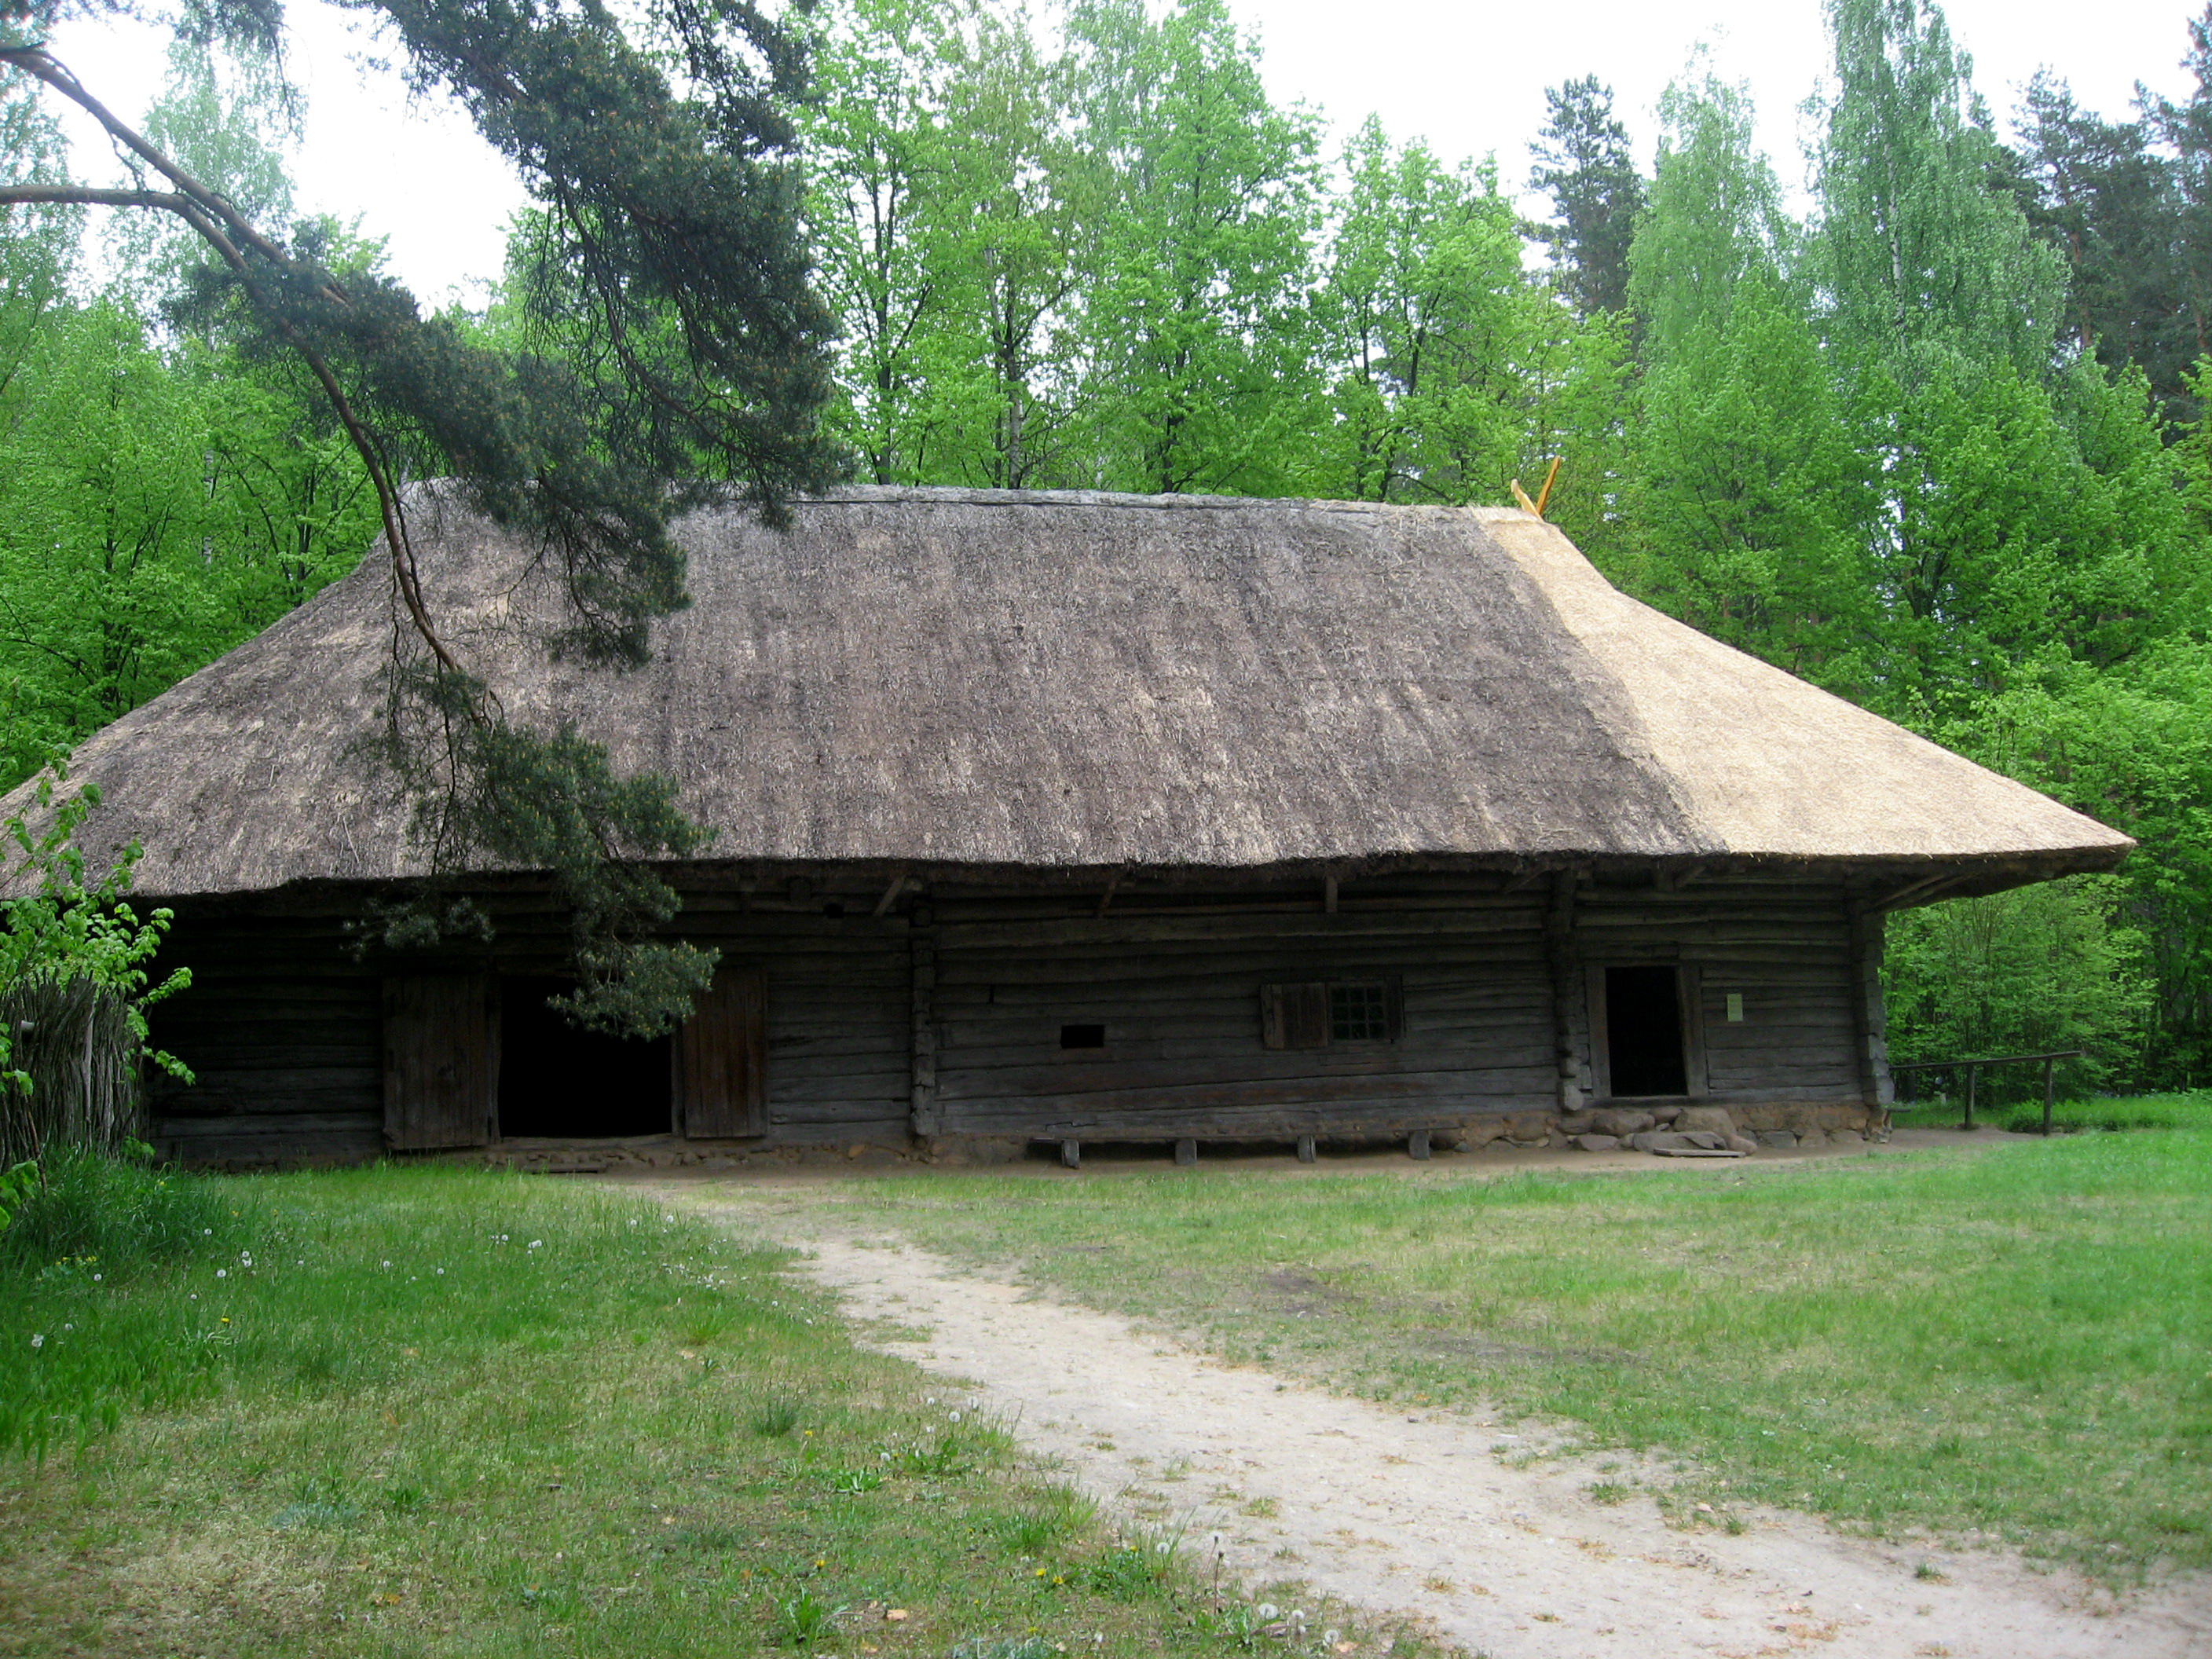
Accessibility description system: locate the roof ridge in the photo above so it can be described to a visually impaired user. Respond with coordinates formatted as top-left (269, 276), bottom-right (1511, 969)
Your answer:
top-left (790, 484), bottom-right (1526, 517)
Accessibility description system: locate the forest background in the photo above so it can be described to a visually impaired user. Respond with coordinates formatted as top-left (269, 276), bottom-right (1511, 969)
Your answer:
top-left (3, 0), bottom-right (2208, 1100)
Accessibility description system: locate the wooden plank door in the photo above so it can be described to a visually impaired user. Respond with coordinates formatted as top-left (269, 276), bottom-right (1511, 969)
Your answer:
top-left (383, 974), bottom-right (496, 1150)
top-left (676, 967), bottom-right (767, 1138)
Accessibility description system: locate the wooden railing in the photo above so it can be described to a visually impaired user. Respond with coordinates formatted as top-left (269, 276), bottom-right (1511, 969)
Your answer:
top-left (1889, 1049), bottom-right (2086, 1136)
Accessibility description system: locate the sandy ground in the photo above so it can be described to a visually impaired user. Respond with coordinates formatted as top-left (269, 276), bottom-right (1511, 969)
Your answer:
top-left (654, 1180), bottom-right (2212, 1659)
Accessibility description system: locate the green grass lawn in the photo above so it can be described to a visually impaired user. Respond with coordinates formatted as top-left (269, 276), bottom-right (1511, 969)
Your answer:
top-left (819, 1130), bottom-right (2212, 1580)
top-left (1890, 1088), bottom-right (2212, 1136)
top-left (0, 1160), bottom-right (1423, 1658)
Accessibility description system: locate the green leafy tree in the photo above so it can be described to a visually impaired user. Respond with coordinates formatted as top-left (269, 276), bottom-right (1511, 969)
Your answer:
top-left (803, 0), bottom-right (962, 484)
top-left (1815, 0), bottom-right (2067, 389)
top-left (1884, 876), bottom-right (2151, 1100)
top-left (0, 298), bottom-right (379, 789)
top-left (801, 0), bottom-right (1093, 489)
top-left (1064, 0), bottom-right (1324, 494)
top-left (1618, 75), bottom-right (1868, 685)
top-left (1950, 646), bottom-right (2212, 1087)
top-left (1810, 0), bottom-right (2189, 720)
top-left (1310, 118), bottom-right (1621, 515)
top-left (910, 5), bottom-right (1093, 488)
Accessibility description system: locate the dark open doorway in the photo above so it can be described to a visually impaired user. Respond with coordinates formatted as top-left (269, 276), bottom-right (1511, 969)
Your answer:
top-left (497, 977), bottom-right (672, 1138)
top-left (1605, 965), bottom-right (1687, 1097)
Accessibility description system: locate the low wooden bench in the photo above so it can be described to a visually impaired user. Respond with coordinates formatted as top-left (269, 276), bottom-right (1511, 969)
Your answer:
top-left (1031, 1122), bottom-right (1461, 1169)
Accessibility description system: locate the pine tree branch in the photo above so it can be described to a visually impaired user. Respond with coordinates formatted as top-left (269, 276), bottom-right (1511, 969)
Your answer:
top-left (0, 46), bottom-right (467, 683)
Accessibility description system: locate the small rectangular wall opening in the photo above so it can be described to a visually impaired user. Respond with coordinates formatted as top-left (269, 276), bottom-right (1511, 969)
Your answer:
top-left (1060, 1023), bottom-right (1107, 1049)
top-left (498, 976), bottom-right (672, 1138)
top-left (1604, 965), bottom-right (1687, 1097)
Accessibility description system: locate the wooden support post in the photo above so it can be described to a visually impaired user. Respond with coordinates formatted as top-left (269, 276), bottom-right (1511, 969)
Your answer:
top-left (1848, 903), bottom-right (1893, 1108)
top-left (1174, 1138), bottom-right (1197, 1166)
top-left (1963, 1064), bottom-right (1978, 1131)
top-left (1060, 1138), bottom-right (1081, 1170)
top-left (1323, 873), bottom-right (1339, 914)
top-left (1545, 871), bottom-right (1584, 1114)
top-left (2042, 1056), bottom-right (2057, 1137)
top-left (908, 923), bottom-right (939, 1138)
top-left (1408, 1129), bottom-right (1431, 1161)
top-left (1296, 1135), bottom-right (1317, 1164)
top-left (1095, 873), bottom-right (1122, 918)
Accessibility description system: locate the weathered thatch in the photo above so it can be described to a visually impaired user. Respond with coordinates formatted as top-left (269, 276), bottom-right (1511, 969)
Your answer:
top-left (2, 487), bottom-right (2129, 898)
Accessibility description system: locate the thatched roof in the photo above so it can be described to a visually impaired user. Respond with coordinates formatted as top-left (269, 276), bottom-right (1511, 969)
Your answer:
top-left (4, 487), bottom-right (2129, 899)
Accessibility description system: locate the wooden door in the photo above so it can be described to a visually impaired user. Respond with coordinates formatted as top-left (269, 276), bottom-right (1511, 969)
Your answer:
top-left (1260, 982), bottom-right (1331, 1049)
top-left (383, 974), bottom-right (496, 1150)
top-left (676, 967), bottom-right (767, 1138)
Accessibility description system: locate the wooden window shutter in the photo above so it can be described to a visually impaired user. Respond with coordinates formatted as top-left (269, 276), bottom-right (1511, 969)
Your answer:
top-left (676, 966), bottom-right (768, 1138)
top-left (383, 974), bottom-right (496, 1151)
top-left (1261, 982), bottom-right (1331, 1050)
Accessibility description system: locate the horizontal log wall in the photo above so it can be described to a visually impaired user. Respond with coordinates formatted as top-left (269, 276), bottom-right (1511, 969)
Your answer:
top-left (661, 911), bottom-right (910, 1145)
top-left (929, 895), bottom-right (1558, 1137)
top-left (148, 902), bottom-right (914, 1159)
top-left (1573, 881), bottom-right (1865, 1104)
top-left (148, 916), bottom-right (385, 1166)
top-left (143, 869), bottom-right (1878, 1164)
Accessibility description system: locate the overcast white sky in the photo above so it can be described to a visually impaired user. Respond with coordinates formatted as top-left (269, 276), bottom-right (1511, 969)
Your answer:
top-left (44, 0), bottom-right (2212, 308)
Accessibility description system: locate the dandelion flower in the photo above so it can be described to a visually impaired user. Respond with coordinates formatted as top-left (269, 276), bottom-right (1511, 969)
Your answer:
top-left (215, 1269), bottom-right (227, 1279)
top-left (91, 1274), bottom-right (101, 1283)
top-left (1257, 1603), bottom-right (1278, 1621)
top-left (202, 1229), bottom-right (212, 1236)
top-left (528, 1240), bottom-right (543, 1250)
top-left (435, 1268), bottom-right (445, 1276)
top-left (948, 1411), bottom-right (961, 1423)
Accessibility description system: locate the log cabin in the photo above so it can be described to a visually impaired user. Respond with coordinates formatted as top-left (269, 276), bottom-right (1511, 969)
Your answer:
top-left (2, 487), bottom-right (2132, 1168)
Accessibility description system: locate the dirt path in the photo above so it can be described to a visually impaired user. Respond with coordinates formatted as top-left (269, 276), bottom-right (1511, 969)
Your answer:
top-left (664, 1191), bottom-right (2210, 1659)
